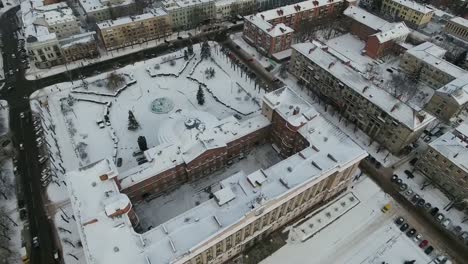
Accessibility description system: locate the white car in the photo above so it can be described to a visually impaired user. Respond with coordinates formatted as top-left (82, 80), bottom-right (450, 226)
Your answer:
top-left (19, 143), bottom-right (24, 150)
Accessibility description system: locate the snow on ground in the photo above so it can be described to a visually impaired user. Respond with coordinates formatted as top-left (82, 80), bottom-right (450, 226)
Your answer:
top-left (0, 100), bottom-right (23, 263)
top-left (230, 32), bottom-right (274, 69)
top-left (262, 176), bottom-right (432, 264)
top-left (30, 42), bottom-right (265, 263)
top-left (135, 144), bottom-right (281, 230)
top-left (53, 204), bottom-right (86, 264)
top-left (394, 161), bottom-right (468, 232)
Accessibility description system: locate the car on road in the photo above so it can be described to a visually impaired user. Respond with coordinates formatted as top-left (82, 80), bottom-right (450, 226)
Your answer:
top-left (404, 170), bottom-right (415, 179)
top-left (19, 112), bottom-right (25, 119)
top-left (32, 236), bottom-right (39, 248)
top-left (19, 143), bottom-right (24, 150)
top-left (400, 223), bottom-right (409, 231)
top-left (419, 239), bottom-right (428, 248)
top-left (424, 245), bottom-right (434, 255)
top-left (11, 54), bottom-right (15, 58)
top-left (406, 228), bottom-right (416, 237)
top-left (395, 217), bottom-right (404, 225)
top-left (435, 213), bottom-right (444, 222)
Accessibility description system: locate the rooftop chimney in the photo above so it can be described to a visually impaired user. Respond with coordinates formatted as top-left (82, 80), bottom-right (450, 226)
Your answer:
top-left (293, 106), bottom-right (300, 115)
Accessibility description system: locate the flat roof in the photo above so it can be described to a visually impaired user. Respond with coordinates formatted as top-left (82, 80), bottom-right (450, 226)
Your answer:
top-left (79, 0), bottom-right (134, 13)
top-left (162, 0), bottom-right (213, 11)
top-left (405, 42), bottom-right (466, 80)
top-left (436, 74), bottom-right (468, 105)
top-left (67, 88), bottom-right (367, 264)
top-left (449, 16), bottom-right (468, 28)
top-left (245, 15), bottom-right (294, 37)
top-left (292, 42), bottom-right (435, 130)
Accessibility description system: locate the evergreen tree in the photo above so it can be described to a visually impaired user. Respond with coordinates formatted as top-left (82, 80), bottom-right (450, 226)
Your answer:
top-left (197, 85), bottom-right (205, 105)
top-left (184, 50), bottom-right (189, 61)
top-left (128, 110), bottom-right (140, 130)
top-left (200, 41), bottom-right (211, 59)
top-left (188, 44), bottom-right (194, 55)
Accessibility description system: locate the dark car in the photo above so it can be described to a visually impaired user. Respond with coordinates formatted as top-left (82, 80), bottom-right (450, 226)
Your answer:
top-left (399, 183), bottom-right (408, 191)
top-left (400, 223), bottom-right (409, 232)
top-left (411, 194), bottom-right (420, 203)
top-left (395, 217), bottom-right (404, 225)
top-left (430, 207), bottom-right (439, 216)
top-left (409, 158), bottom-right (419, 165)
top-left (404, 170), bottom-right (415, 179)
top-left (424, 202), bottom-right (432, 210)
top-left (406, 228), bottom-right (416, 237)
top-left (424, 246), bottom-right (434, 255)
top-left (391, 174), bottom-right (398, 182)
top-left (417, 198), bottom-right (426, 207)
top-left (396, 179), bottom-right (403, 186)
top-left (419, 240), bottom-right (428, 248)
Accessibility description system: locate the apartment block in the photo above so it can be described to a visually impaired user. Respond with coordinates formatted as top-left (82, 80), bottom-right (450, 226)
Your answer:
top-left (444, 17), bottom-right (468, 42)
top-left (242, 0), bottom-right (349, 57)
top-left (415, 124), bottom-right (468, 199)
top-left (97, 8), bottom-right (172, 51)
top-left (381, 0), bottom-right (434, 28)
top-left (289, 42), bottom-right (435, 154)
top-left (162, 0), bottom-right (216, 30)
top-left (344, 6), bottom-right (409, 59)
top-left (215, 0), bottom-right (256, 21)
top-left (66, 87), bottom-right (367, 264)
top-left (79, 0), bottom-right (136, 22)
top-left (400, 42), bottom-right (466, 89)
top-left (60, 32), bottom-right (99, 62)
top-left (425, 75), bottom-right (468, 122)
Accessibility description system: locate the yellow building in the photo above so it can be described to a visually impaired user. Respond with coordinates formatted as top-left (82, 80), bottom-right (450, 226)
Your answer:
top-left (97, 8), bottom-right (172, 51)
top-left (444, 17), bottom-right (468, 42)
top-left (381, 0), bottom-right (434, 28)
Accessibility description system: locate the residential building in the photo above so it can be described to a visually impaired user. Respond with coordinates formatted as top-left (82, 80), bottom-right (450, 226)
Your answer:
top-left (78, 0), bottom-right (136, 23)
top-left (215, 0), bottom-right (256, 21)
top-left (380, 0), bottom-right (434, 29)
top-left (344, 6), bottom-right (409, 59)
top-left (242, 0), bottom-right (349, 58)
top-left (22, 1), bottom-right (80, 68)
top-left (97, 9), bottom-right (172, 51)
top-left (162, 0), bottom-right (216, 30)
top-left (425, 75), bottom-right (468, 122)
top-left (400, 42), bottom-right (467, 89)
top-left (67, 87), bottom-right (367, 264)
top-left (60, 32), bottom-right (99, 62)
top-left (444, 16), bottom-right (468, 42)
top-left (415, 123), bottom-right (468, 199)
top-left (243, 15), bottom-right (294, 57)
top-left (289, 42), bottom-right (435, 154)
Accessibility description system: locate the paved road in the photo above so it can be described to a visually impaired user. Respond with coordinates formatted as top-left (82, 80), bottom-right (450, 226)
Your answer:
top-left (361, 160), bottom-right (468, 263)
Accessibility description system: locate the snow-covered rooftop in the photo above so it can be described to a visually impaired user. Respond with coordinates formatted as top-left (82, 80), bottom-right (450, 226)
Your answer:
top-left (162, 0), bottom-right (213, 11)
top-left (256, 0), bottom-right (347, 22)
top-left (67, 88), bottom-right (367, 264)
top-left (60, 32), bottom-right (95, 48)
top-left (429, 124), bottom-right (468, 173)
top-left (292, 42), bottom-right (435, 130)
top-left (436, 74), bottom-right (468, 105)
top-left (449, 16), bottom-right (468, 28)
top-left (79, 0), bottom-right (134, 13)
top-left (39, 2), bottom-right (77, 25)
top-left (245, 15), bottom-right (294, 37)
top-left (405, 42), bottom-right (466, 80)
top-left (387, 0), bottom-right (434, 14)
top-left (119, 114), bottom-right (270, 189)
top-left (97, 8), bottom-right (167, 29)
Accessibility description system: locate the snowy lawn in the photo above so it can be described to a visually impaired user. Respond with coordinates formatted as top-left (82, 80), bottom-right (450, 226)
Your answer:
top-left (262, 176), bottom-right (432, 264)
top-left (135, 144), bottom-right (281, 230)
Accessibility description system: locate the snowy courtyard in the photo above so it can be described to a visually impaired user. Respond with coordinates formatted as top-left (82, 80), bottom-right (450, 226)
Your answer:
top-left (135, 144), bottom-right (281, 230)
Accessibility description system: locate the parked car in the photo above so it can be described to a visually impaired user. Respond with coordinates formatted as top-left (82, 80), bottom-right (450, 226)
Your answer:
top-left (395, 217), bottom-right (404, 225)
top-left (436, 213), bottom-right (445, 222)
top-left (406, 228), bottom-right (416, 237)
top-left (413, 234), bottom-right (423, 242)
top-left (424, 202), bottom-right (432, 210)
top-left (419, 240), bottom-right (428, 248)
top-left (391, 174), bottom-right (398, 182)
top-left (404, 170), bottom-right (415, 179)
top-left (430, 207), bottom-right (439, 216)
top-left (452, 226), bottom-right (462, 235)
top-left (381, 203), bottom-right (391, 213)
top-left (399, 183), bottom-right (408, 191)
top-left (396, 179), bottom-right (403, 186)
top-left (459, 231), bottom-right (468, 241)
top-left (400, 223), bottom-right (409, 232)
top-left (411, 194), bottom-right (420, 203)
top-left (433, 255), bottom-right (451, 264)
top-left (417, 198), bottom-right (425, 207)
top-left (409, 158), bottom-right (419, 166)
top-left (424, 246), bottom-right (434, 255)
top-left (441, 219), bottom-right (451, 228)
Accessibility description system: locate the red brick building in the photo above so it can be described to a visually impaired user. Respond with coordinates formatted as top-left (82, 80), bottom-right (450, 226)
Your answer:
top-left (344, 5), bottom-right (409, 59)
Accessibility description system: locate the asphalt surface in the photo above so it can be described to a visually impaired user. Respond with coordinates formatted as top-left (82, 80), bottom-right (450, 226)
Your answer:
top-left (0, 8), bottom-right (243, 264)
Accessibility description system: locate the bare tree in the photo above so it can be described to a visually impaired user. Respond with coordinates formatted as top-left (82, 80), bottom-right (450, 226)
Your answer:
top-left (390, 72), bottom-right (418, 102)
top-left (106, 72), bottom-right (125, 91)
top-left (0, 207), bottom-right (16, 262)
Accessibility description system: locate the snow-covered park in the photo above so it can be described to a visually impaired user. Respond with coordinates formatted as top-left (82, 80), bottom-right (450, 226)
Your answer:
top-left (30, 41), bottom-right (265, 263)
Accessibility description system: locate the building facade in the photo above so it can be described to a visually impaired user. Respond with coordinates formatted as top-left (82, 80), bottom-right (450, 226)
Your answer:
top-left (242, 0), bottom-right (349, 57)
top-left (289, 42), bottom-right (435, 154)
top-left (67, 88), bottom-right (367, 264)
top-left (60, 32), bottom-right (99, 62)
top-left (162, 0), bottom-right (216, 30)
top-left (79, 0), bottom-right (136, 23)
top-left (415, 124), bottom-right (468, 199)
top-left (215, 0), bottom-right (256, 21)
top-left (380, 0), bottom-right (434, 28)
top-left (400, 42), bottom-right (466, 89)
top-left (97, 8), bottom-right (172, 51)
top-left (444, 17), bottom-right (468, 42)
